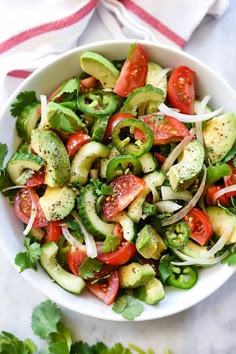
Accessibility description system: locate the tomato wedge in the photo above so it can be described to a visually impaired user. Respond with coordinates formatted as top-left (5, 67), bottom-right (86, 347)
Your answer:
top-left (86, 269), bottom-right (119, 305)
top-left (167, 66), bottom-right (195, 115)
top-left (114, 43), bottom-right (148, 97)
top-left (103, 112), bottom-right (136, 144)
top-left (102, 174), bottom-right (146, 220)
top-left (44, 220), bottom-right (63, 243)
top-left (14, 188), bottom-right (49, 227)
top-left (206, 185), bottom-right (231, 207)
top-left (66, 131), bottom-right (91, 158)
top-left (26, 169), bottom-right (45, 188)
top-left (137, 114), bottom-right (191, 145)
top-left (184, 208), bottom-right (213, 246)
top-left (224, 161), bottom-right (236, 197)
top-left (67, 246), bottom-right (87, 276)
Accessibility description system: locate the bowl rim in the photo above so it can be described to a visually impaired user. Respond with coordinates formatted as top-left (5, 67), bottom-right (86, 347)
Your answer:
top-left (1, 39), bottom-right (235, 321)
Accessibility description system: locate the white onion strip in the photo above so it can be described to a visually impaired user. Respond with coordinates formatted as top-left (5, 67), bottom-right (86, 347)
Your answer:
top-left (72, 211), bottom-right (97, 258)
top-left (62, 225), bottom-right (84, 249)
top-left (195, 94), bottom-right (211, 145)
top-left (158, 102), bottom-right (223, 123)
top-left (161, 135), bottom-right (192, 172)
top-left (155, 67), bottom-right (172, 85)
top-left (23, 190), bottom-right (37, 235)
top-left (156, 201), bottom-right (182, 213)
top-left (207, 224), bottom-right (233, 258)
top-left (171, 250), bottom-right (230, 266)
top-left (2, 185), bottom-right (26, 192)
top-left (38, 95), bottom-right (48, 130)
top-left (162, 165), bottom-right (207, 226)
top-left (161, 186), bottom-right (193, 202)
top-left (214, 185), bottom-right (236, 200)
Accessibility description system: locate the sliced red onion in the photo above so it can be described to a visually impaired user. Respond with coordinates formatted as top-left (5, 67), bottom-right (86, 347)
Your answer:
top-left (161, 165), bottom-right (206, 226)
top-left (195, 95), bottom-right (211, 145)
top-left (23, 189), bottom-right (37, 235)
top-left (214, 185), bottom-right (236, 200)
top-left (156, 201), bottom-right (182, 213)
top-left (207, 224), bottom-right (233, 258)
top-left (38, 95), bottom-right (48, 130)
top-left (72, 211), bottom-right (97, 258)
top-left (161, 135), bottom-right (192, 172)
top-left (171, 249), bottom-right (230, 266)
top-left (161, 186), bottom-right (193, 202)
top-left (62, 225), bottom-right (84, 250)
top-left (158, 102), bottom-right (223, 123)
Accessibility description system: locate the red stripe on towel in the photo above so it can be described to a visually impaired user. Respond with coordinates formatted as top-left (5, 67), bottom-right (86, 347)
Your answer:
top-left (0, 0), bottom-right (99, 54)
top-left (7, 70), bottom-right (32, 79)
top-left (120, 0), bottom-right (186, 47)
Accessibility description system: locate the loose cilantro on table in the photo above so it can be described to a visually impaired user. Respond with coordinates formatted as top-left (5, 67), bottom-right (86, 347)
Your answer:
top-left (112, 294), bottom-right (144, 320)
top-left (14, 238), bottom-right (42, 272)
top-left (10, 91), bottom-right (38, 117)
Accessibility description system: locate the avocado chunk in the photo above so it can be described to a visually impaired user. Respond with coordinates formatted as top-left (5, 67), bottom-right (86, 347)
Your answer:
top-left (206, 206), bottom-right (236, 244)
top-left (168, 140), bottom-right (204, 191)
top-left (146, 62), bottom-right (167, 113)
top-left (134, 277), bottom-right (165, 304)
top-left (203, 113), bottom-right (236, 164)
top-left (31, 129), bottom-right (70, 187)
top-left (39, 185), bottom-right (76, 221)
top-left (118, 262), bottom-right (156, 288)
top-left (80, 51), bottom-right (119, 88)
top-left (40, 242), bottom-right (85, 294)
top-left (136, 224), bottom-right (167, 260)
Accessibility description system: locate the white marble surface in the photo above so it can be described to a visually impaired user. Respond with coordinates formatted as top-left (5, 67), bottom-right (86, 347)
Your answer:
top-left (1, 2), bottom-right (236, 353)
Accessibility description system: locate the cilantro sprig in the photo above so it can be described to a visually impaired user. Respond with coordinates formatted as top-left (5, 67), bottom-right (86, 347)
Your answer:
top-left (90, 177), bottom-right (114, 197)
top-left (78, 257), bottom-right (103, 280)
top-left (112, 294), bottom-right (144, 320)
top-left (10, 91), bottom-right (38, 117)
top-left (49, 111), bottom-right (75, 133)
top-left (14, 238), bottom-right (42, 272)
top-left (102, 234), bottom-right (120, 253)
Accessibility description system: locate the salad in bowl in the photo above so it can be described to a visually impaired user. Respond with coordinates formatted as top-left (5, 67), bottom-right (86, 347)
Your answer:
top-left (0, 40), bottom-right (236, 321)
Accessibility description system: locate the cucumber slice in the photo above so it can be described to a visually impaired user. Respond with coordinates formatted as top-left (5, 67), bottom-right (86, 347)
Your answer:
top-left (111, 211), bottom-right (136, 243)
top-left (16, 102), bottom-right (41, 140)
top-left (70, 141), bottom-right (110, 185)
top-left (78, 183), bottom-right (115, 240)
top-left (6, 152), bottom-right (44, 185)
top-left (91, 116), bottom-right (109, 142)
top-left (40, 242), bottom-right (85, 294)
top-left (194, 100), bottom-right (212, 114)
top-left (100, 147), bottom-right (120, 179)
top-left (138, 152), bottom-right (157, 174)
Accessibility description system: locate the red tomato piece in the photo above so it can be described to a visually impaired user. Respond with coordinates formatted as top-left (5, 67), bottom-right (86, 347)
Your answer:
top-left (224, 161), bottom-right (236, 197)
top-left (26, 169), bottom-right (45, 188)
top-left (86, 269), bottom-right (119, 305)
top-left (80, 76), bottom-right (98, 92)
top-left (206, 185), bottom-right (231, 207)
top-left (45, 220), bottom-right (63, 243)
top-left (114, 43), bottom-right (148, 97)
top-left (184, 208), bottom-right (213, 246)
top-left (136, 114), bottom-right (191, 145)
top-left (102, 174), bottom-right (146, 220)
top-left (167, 66), bottom-right (195, 114)
top-left (67, 246), bottom-right (87, 276)
top-left (103, 112), bottom-right (136, 144)
top-left (66, 131), bottom-right (91, 158)
top-left (14, 188), bottom-right (49, 227)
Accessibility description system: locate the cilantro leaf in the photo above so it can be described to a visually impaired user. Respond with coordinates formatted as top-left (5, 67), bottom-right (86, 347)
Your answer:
top-left (79, 258), bottom-right (103, 279)
top-left (48, 341), bottom-right (70, 354)
top-left (90, 178), bottom-right (113, 197)
top-left (31, 300), bottom-right (62, 339)
top-left (102, 234), bottom-right (120, 253)
top-left (91, 342), bottom-right (108, 354)
top-left (107, 343), bottom-right (132, 354)
top-left (223, 141), bottom-right (236, 163)
top-left (10, 91), bottom-right (38, 117)
top-left (222, 253), bottom-right (236, 265)
top-left (14, 238), bottom-right (41, 272)
top-left (0, 331), bottom-right (37, 354)
top-left (158, 255), bottom-right (174, 283)
top-left (71, 341), bottom-right (94, 354)
top-left (206, 163), bottom-right (231, 184)
top-left (49, 111), bottom-right (74, 133)
top-left (142, 202), bottom-right (158, 217)
top-left (53, 77), bottom-right (79, 102)
top-left (0, 143), bottom-right (8, 171)
top-left (112, 294), bottom-right (144, 320)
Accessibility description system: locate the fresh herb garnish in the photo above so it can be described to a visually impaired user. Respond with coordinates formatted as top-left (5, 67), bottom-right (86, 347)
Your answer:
top-left (206, 163), bottom-right (231, 184)
top-left (0, 143), bottom-right (8, 171)
top-left (158, 254), bottom-right (174, 284)
top-left (223, 140), bottom-right (236, 164)
top-left (90, 177), bottom-right (114, 197)
top-left (102, 234), bottom-right (120, 253)
top-left (52, 77), bottom-right (79, 102)
top-left (0, 331), bottom-right (37, 354)
top-left (49, 111), bottom-right (75, 133)
top-left (78, 257), bottom-right (103, 280)
top-left (112, 294), bottom-right (144, 320)
top-left (10, 91), bottom-right (38, 117)
top-left (14, 238), bottom-right (42, 272)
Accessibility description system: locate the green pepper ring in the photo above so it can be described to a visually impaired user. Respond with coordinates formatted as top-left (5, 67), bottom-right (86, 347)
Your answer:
top-left (164, 221), bottom-right (190, 249)
top-left (112, 118), bottom-right (154, 157)
top-left (167, 265), bottom-right (198, 289)
top-left (106, 154), bottom-right (142, 181)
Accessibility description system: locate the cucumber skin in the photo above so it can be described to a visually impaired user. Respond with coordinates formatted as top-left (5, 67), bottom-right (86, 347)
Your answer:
top-left (16, 102), bottom-right (41, 140)
top-left (78, 184), bottom-right (115, 240)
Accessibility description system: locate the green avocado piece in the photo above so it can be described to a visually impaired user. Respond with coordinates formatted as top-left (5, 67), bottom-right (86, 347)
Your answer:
top-left (31, 129), bottom-right (70, 187)
top-left (136, 224), bottom-right (167, 260)
top-left (80, 51), bottom-right (119, 88)
top-left (168, 140), bottom-right (204, 191)
top-left (146, 62), bottom-right (167, 113)
top-left (39, 185), bottom-right (76, 221)
top-left (134, 277), bottom-right (165, 304)
top-left (118, 262), bottom-right (156, 289)
top-left (203, 112), bottom-right (236, 164)
top-left (206, 206), bottom-right (236, 244)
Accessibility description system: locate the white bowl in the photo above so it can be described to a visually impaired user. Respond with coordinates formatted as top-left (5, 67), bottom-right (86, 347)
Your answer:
top-left (0, 39), bottom-right (235, 321)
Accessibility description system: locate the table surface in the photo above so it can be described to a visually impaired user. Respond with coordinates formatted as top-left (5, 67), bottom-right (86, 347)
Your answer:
top-left (1, 3), bottom-right (236, 354)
